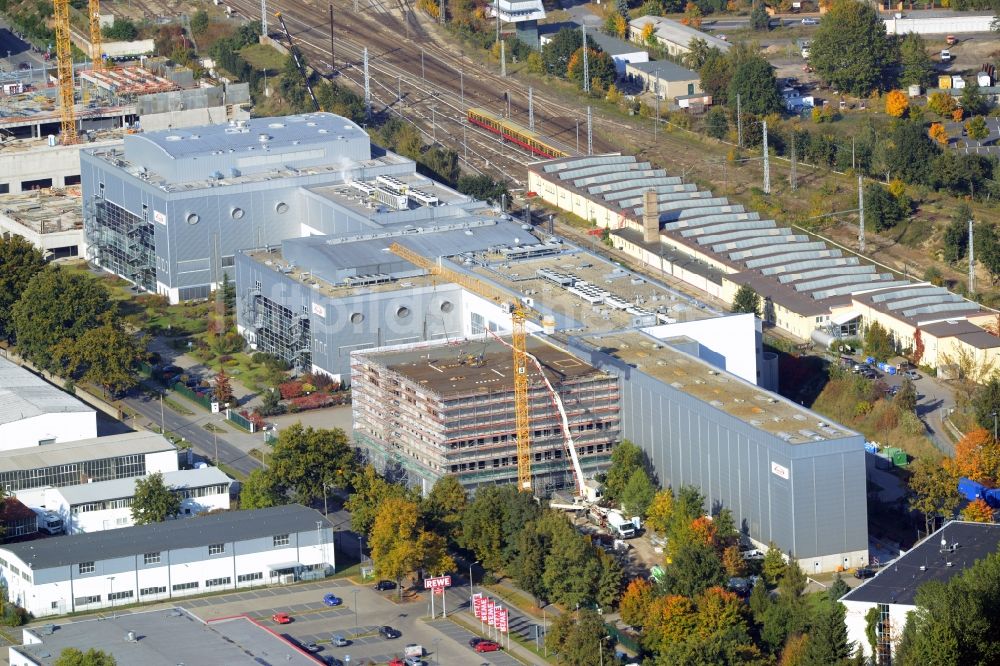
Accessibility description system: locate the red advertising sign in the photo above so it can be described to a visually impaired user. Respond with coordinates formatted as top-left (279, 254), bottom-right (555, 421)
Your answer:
top-left (496, 607), bottom-right (509, 633)
top-left (472, 593), bottom-right (484, 618)
top-left (423, 575), bottom-right (452, 589)
top-left (487, 600), bottom-right (497, 627)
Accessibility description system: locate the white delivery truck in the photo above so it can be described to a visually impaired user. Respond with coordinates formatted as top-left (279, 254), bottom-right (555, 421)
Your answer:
top-left (607, 510), bottom-right (637, 539)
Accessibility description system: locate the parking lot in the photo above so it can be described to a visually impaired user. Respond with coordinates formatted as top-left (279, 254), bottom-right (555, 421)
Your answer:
top-left (177, 580), bottom-right (525, 665)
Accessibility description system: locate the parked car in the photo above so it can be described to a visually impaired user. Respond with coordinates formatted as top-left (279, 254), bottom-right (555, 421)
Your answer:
top-left (331, 634), bottom-right (349, 647)
top-left (374, 580), bottom-right (397, 592)
top-left (474, 640), bottom-right (502, 653)
top-left (323, 593), bottom-right (343, 606)
top-left (469, 637), bottom-right (486, 648)
top-left (941, 49), bottom-right (952, 62)
top-left (380, 625), bottom-right (402, 639)
top-left (405, 658), bottom-right (425, 666)
top-left (905, 370), bottom-right (920, 380)
top-left (272, 612), bottom-right (292, 624)
top-left (388, 659), bottom-right (405, 666)
top-left (854, 566), bottom-right (875, 579)
top-left (801, 17), bottom-right (818, 24)
top-left (303, 641), bottom-right (321, 652)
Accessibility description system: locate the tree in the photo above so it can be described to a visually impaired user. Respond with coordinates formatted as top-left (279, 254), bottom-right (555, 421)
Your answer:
top-left (12, 267), bottom-right (113, 371)
top-left (0, 235), bottom-right (45, 341)
top-left (864, 182), bottom-right (907, 232)
top-left (727, 50), bottom-right (782, 116)
top-left (456, 175), bottom-right (509, 204)
top-left (511, 523), bottom-right (550, 605)
top-left (762, 542), bottom-right (787, 586)
top-left (894, 375), bottom-right (917, 412)
top-left (863, 321), bottom-right (894, 361)
top-left (540, 513), bottom-right (602, 608)
top-left (973, 376), bottom-right (1000, 434)
top-left (239, 468), bottom-right (285, 509)
top-left (913, 328), bottom-right (925, 366)
top-left (802, 599), bottom-right (853, 665)
top-left (370, 497), bottom-right (453, 594)
top-left (828, 572), bottom-right (850, 602)
top-left (944, 211), bottom-right (970, 263)
top-left (542, 28), bottom-right (584, 77)
top-left (603, 440), bottom-right (646, 504)
top-left (131, 472), bottom-right (181, 524)
top-left (421, 475), bottom-right (467, 544)
top-left (190, 8), bottom-right (209, 35)
top-left (908, 457), bottom-right (960, 535)
top-left (750, 2), bottom-right (770, 30)
top-left (966, 116), bottom-right (990, 143)
top-left (961, 82), bottom-right (989, 117)
top-left (962, 497), bottom-right (994, 522)
top-left (660, 540), bottom-right (726, 597)
top-left (645, 488), bottom-right (674, 534)
top-left (54, 648), bottom-right (117, 666)
top-left (213, 369), bottom-right (234, 406)
top-left (102, 18), bottom-right (138, 41)
top-left (621, 467), bottom-right (656, 517)
top-left (620, 577), bottom-right (655, 627)
top-left (595, 548), bottom-right (624, 609)
top-left (643, 594), bottom-right (699, 655)
top-left (810, 0), bottom-right (892, 96)
top-left (705, 106), bottom-right (729, 139)
top-left (54, 318), bottom-right (145, 397)
top-left (732, 283), bottom-right (761, 316)
top-left (975, 222), bottom-right (1000, 287)
top-left (885, 90), bottom-right (909, 118)
top-left (545, 608), bottom-right (615, 666)
top-left (461, 485), bottom-right (542, 572)
top-left (682, 1), bottom-right (703, 27)
top-left (928, 92), bottom-right (958, 117)
top-left (950, 427), bottom-right (1000, 485)
top-left (346, 465), bottom-right (412, 536)
top-left (899, 33), bottom-right (934, 89)
top-left (269, 424), bottom-right (355, 505)
top-left (567, 47), bottom-right (616, 92)
top-left (722, 544), bottom-right (747, 577)
top-left (699, 48), bottom-right (732, 104)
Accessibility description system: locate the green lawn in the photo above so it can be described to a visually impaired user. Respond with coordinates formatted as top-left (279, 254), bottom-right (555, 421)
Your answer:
top-left (240, 43), bottom-right (287, 72)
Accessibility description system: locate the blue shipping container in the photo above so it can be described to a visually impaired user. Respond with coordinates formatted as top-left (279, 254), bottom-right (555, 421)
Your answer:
top-left (958, 477), bottom-right (987, 501)
top-left (985, 488), bottom-right (1000, 509)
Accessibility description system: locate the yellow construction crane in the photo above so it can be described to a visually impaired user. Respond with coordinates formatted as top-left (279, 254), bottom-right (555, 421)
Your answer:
top-left (53, 0), bottom-right (77, 144)
top-left (388, 242), bottom-right (536, 492)
top-left (89, 0), bottom-right (103, 71)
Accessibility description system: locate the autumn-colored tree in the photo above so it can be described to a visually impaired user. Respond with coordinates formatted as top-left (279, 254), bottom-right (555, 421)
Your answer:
top-left (682, 1), bottom-right (703, 27)
top-left (913, 328), bottom-right (924, 366)
top-left (722, 544), bottom-right (748, 577)
top-left (927, 92), bottom-right (957, 117)
top-left (885, 89), bottom-right (909, 117)
top-left (888, 178), bottom-right (907, 200)
top-left (928, 122), bottom-right (949, 145)
top-left (693, 586), bottom-right (747, 639)
top-left (689, 515), bottom-right (718, 549)
top-left (779, 633), bottom-right (810, 666)
top-left (645, 488), bottom-right (674, 534)
top-left (620, 577), bottom-right (655, 628)
top-left (214, 369), bottom-right (234, 406)
top-left (641, 21), bottom-right (655, 45)
top-left (948, 427), bottom-right (1000, 485)
top-left (642, 594), bottom-right (698, 654)
top-left (612, 13), bottom-right (627, 38)
top-left (961, 497), bottom-right (994, 523)
top-left (966, 115), bottom-right (989, 143)
top-left (952, 108), bottom-right (965, 122)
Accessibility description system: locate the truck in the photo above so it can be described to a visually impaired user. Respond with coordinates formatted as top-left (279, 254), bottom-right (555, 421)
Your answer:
top-left (607, 510), bottom-right (637, 539)
top-left (958, 477), bottom-right (987, 501)
top-left (36, 510), bottom-right (64, 535)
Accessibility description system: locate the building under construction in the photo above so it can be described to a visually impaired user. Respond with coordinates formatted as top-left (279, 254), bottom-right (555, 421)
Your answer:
top-left (351, 336), bottom-right (620, 493)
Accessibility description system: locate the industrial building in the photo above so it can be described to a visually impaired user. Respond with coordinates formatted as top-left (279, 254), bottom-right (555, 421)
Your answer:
top-left (0, 357), bottom-right (96, 451)
top-left (352, 336), bottom-right (621, 493)
top-left (539, 25), bottom-right (650, 75)
top-left (628, 16), bottom-right (732, 56)
top-left (16, 466), bottom-right (233, 534)
top-left (0, 504), bottom-right (334, 617)
top-left (841, 521), bottom-right (1000, 661)
top-left (0, 189), bottom-right (85, 259)
top-left (528, 154), bottom-right (1000, 371)
top-left (625, 60), bottom-right (702, 101)
top-left (10, 607), bottom-right (319, 666)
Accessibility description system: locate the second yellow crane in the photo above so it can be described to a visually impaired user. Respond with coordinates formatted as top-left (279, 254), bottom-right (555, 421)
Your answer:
top-left (89, 0), bottom-right (103, 71)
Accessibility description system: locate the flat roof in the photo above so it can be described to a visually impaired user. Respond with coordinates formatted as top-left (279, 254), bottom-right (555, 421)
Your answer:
top-left (0, 357), bottom-right (92, 426)
top-left (0, 188), bottom-right (83, 235)
top-left (2, 504), bottom-right (324, 570)
top-left (578, 329), bottom-right (857, 443)
top-left (630, 15), bottom-right (732, 51)
top-left (14, 607), bottom-right (318, 666)
top-left (0, 432), bottom-right (175, 474)
top-left (626, 60), bottom-right (700, 81)
top-left (356, 335), bottom-right (608, 398)
top-left (56, 467), bottom-right (232, 506)
top-left (841, 521), bottom-right (1000, 606)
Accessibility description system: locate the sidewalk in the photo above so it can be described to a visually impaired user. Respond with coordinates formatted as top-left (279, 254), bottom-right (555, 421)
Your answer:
top-left (440, 585), bottom-right (547, 665)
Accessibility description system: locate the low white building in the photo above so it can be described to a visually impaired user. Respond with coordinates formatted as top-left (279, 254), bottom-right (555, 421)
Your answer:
top-left (0, 357), bottom-right (96, 451)
top-left (0, 504), bottom-right (334, 617)
top-left (628, 16), bottom-right (731, 57)
top-left (0, 431), bottom-right (179, 494)
top-left (840, 521), bottom-right (1000, 661)
top-left (17, 467), bottom-right (232, 534)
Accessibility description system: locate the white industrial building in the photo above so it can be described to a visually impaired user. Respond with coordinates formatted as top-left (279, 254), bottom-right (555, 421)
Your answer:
top-left (840, 521), bottom-right (1000, 661)
top-left (0, 357), bottom-right (96, 451)
top-left (16, 467), bottom-right (232, 534)
top-left (0, 504), bottom-right (334, 617)
top-left (0, 431), bottom-right (179, 493)
top-left (628, 16), bottom-right (731, 56)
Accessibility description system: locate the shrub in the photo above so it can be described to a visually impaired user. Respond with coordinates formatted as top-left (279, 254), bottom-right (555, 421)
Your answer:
top-left (278, 380), bottom-right (305, 399)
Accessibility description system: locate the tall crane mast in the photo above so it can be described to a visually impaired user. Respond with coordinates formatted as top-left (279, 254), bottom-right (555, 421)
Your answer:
top-left (53, 0), bottom-right (77, 144)
top-left (89, 0), bottom-right (103, 70)
top-left (274, 12), bottom-right (319, 110)
top-left (387, 243), bottom-right (586, 496)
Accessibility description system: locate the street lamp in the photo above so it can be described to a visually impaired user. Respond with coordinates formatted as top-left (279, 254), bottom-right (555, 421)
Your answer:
top-left (433, 638), bottom-right (440, 665)
top-left (351, 588), bottom-right (359, 632)
top-left (468, 559), bottom-right (479, 608)
top-left (108, 576), bottom-right (115, 618)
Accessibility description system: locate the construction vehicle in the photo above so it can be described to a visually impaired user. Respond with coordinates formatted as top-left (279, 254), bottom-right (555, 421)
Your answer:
top-left (387, 242), bottom-right (586, 497)
top-left (53, 0), bottom-right (77, 144)
top-left (606, 510), bottom-right (639, 539)
top-left (274, 12), bottom-right (319, 110)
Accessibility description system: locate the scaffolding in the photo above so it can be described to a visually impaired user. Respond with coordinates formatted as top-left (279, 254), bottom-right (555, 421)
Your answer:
top-left (242, 290), bottom-right (311, 371)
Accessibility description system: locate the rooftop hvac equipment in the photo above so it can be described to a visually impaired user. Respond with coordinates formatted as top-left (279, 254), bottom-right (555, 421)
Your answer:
top-left (376, 175), bottom-right (407, 194)
top-left (374, 187), bottom-right (408, 211)
top-left (350, 181), bottom-right (376, 197)
top-left (408, 189), bottom-right (439, 206)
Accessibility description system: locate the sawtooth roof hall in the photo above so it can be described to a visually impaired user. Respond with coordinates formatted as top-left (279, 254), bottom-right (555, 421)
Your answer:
top-left (528, 154), bottom-right (1000, 371)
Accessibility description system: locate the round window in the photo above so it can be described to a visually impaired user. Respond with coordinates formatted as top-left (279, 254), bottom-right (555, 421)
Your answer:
top-left (231, 207), bottom-right (245, 220)
top-left (396, 306), bottom-right (411, 319)
top-left (275, 202), bottom-right (289, 214)
top-left (186, 212), bottom-right (200, 225)
top-left (350, 312), bottom-right (364, 324)
top-left (440, 301), bottom-right (454, 313)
